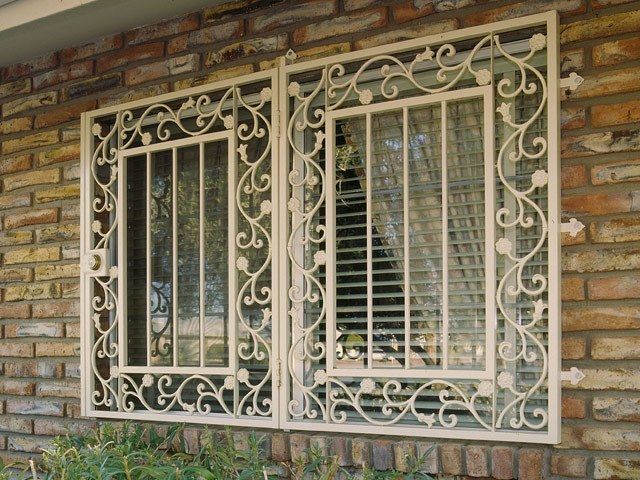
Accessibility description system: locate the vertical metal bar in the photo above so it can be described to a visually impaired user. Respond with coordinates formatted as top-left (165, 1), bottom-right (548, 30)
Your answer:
top-left (402, 107), bottom-right (410, 370)
top-left (366, 113), bottom-right (373, 368)
top-left (199, 142), bottom-right (205, 367)
top-left (79, 112), bottom-right (89, 415)
top-left (230, 88), bottom-right (238, 417)
top-left (172, 147), bottom-right (178, 367)
top-left (115, 136), bottom-right (125, 411)
top-left (146, 152), bottom-right (152, 366)
top-left (547, 11), bottom-right (562, 444)
top-left (484, 86), bottom-right (497, 431)
top-left (441, 100), bottom-right (449, 370)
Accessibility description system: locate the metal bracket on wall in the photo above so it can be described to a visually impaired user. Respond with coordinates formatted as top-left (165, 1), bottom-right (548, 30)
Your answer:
top-left (83, 248), bottom-right (110, 277)
top-left (561, 367), bottom-right (585, 386)
top-left (559, 72), bottom-right (584, 91)
top-left (279, 49), bottom-right (298, 67)
top-left (561, 218), bottom-right (585, 237)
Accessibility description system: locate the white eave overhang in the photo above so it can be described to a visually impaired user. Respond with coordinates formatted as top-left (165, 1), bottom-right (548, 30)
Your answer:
top-left (0, 0), bottom-right (224, 67)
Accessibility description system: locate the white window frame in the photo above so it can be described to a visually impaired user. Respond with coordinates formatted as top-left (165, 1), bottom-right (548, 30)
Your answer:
top-left (324, 86), bottom-right (496, 381)
top-left (81, 10), bottom-right (561, 443)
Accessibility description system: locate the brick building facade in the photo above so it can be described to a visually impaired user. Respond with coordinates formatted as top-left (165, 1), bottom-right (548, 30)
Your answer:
top-left (1, 0), bottom-right (640, 477)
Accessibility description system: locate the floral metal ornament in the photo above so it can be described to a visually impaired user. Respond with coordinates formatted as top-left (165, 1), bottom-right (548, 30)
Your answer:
top-left (82, 70), bottom-right (276, 427)
top-left (82, 12), bottom-right (560, 442)
top-left (282, 12), bottom-right (559, 442)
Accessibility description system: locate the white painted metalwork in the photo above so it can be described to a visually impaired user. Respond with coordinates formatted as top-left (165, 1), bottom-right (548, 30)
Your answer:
top-left (559, 72), bottom-right (584, 91)
top-left (81, 11), bottom-right (561, 442)
top-left (561, 218), bottom-right (585, 237)
top-left (279, 10), bottom-right (560, 443)
top-left (81, 70), bottom-right (278, 428)
top-left (561, 367), bottom-right (585, 386)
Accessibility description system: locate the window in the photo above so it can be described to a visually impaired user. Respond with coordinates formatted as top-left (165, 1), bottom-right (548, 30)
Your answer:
top-left (81, 11), bottom-right (560, 442)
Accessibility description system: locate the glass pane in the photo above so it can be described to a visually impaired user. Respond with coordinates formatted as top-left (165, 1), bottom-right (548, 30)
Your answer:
top-left (150, 150), bottom-right (174, 366)
top-left (408, 104), bottom-right (443, 369)
top-left (176, 146), bottom-right (201, 367)
top-left (446, 97), bottom-right (486, 370)
top-left (334, 115), bottom-right (367, 369)
top-left (370, 110), bottom-right (405, 369)
top-left (203, 141), bottom-right (230, 366)
top-left (126, 154), bottom-right (147, 366)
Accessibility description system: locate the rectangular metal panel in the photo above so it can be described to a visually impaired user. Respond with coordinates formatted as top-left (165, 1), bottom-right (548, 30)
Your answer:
top-left (279, 11), bottom-right (559, 443)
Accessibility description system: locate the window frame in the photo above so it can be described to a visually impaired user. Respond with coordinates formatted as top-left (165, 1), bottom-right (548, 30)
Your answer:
top-left (81, 10), bottom-right (561, 443)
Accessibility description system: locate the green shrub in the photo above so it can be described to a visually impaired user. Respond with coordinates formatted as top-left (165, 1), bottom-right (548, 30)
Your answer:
top-left (1, 423), bottom-right (435, 479)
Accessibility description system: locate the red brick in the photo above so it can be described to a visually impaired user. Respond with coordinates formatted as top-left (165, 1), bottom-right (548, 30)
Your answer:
top-left (0, 78), bottom-right (31, 100)
top-left (562, 129), bottom-right (640, 159)
top-left (562, 191), bottom-right (637, 216)
top-left (593, 37), bottom-right (640, 67)
top-left (270, 433), bottom-right (290, 462)
top-left (591, 217), bottom-right (640, 243)
top-left (125, 13), bottom-right (199, 45)
top-left (205, 35), bottom-right (287, 66)
top-left (595, 458), bottom-right (640, 478)
top-left (292, 8), bottom-right (387, 45)
top-left (562, 277), bottom-right (585, 301)
top-left (564, 306), bottom-right (640, 331)
top-left (96, 42), bottom-right (165, 74)
top-left (592, 0), bottom-right (637, 7)
top-left (0, 155), bottom-right (32, 175)
top-left (2, 53), bottom-right (58, 81)
top-left (518, 449), bottom-right (544, 480)
top-left (32, 300), bottom-right (79, 319)
top-left (167, 34), bottom-right (188, 55)
top-left (465, 0), bottom-right (585, 26)
top-left (591, 158), bottom-right (640, 185)
top-left (561, 164), bottom-right (588, 189)
top-left (4, 209), bottom-right (57, 230)
top-left (592, 99), bottom-right (640, 128)
top-left (562, 336), bottom-right (586, 360)
top-left (202, 0), bottom-right (286, 22)
top-left (124, 54), bottom-right (199, 86)
top-left (59, 34), bottom-right (123, 63)
top-left (34, 100), bottom-right (96, 129)
top-left (251, 1), bottom-right (336, 33)
top-left (561, 106), bottom-right (586, 129)
top-left (441, 444), bottom-right (463, 476)
top-left (372, 439), bottom-right (394, 471)
top-left (32, 60), bottom-right (93, 90)
top-left (551, 454), bottom-right (588, 477)
top-left (561, 48), bottom-right (585, 73)
top-left (0, 303), bottom-right (31, 319)
top-left (465, 445), bottom-right (489, 477)
top-left (491, 446), bottom-right (514, 479)
top-left (564, 66), bottom-right (640, 100)
top-left (34, 342), bottom-right (79, 357)
top-left (343, 0), bottom-right (379, 11)
top-left (0, 343), bottom-right (33, 358)
top-left (60, 73), bottom-right (121, 102)
top-left (392, 1), bottom-right (435, 23)
top-left (562, 396), bottom-right (587, 419)
top-left (0, 117), bottom-right (33, 135)
top-left (561, 10), bottom-right (640, 44)
top-left (0, 380), bottom-right (35, 396)
top-left (588, 275), bottom-right (640, 300)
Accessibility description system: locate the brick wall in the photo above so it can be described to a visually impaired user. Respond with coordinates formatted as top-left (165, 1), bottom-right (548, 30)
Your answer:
top-left (0, 0), bottom-right (639, 477)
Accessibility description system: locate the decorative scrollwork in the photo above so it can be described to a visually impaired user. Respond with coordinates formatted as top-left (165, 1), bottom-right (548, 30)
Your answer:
top-left (494, 32), bottom-right (549, 431)
top-left (87, 79), bottom-right (274, 421)
top-left (326, 34), bottom-right (492, 111)
top-left (286, 30), bottom-right (551, 434)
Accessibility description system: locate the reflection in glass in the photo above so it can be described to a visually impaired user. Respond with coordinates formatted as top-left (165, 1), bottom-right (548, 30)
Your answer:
top-left (149, 150), bottom-right (174, 366)
top-left (331, 99), bottom-right (487, 372)
top-left (176, 146), bottom-right (201, 366)
top-left (203, 141), bottom-right (230, 366)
